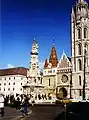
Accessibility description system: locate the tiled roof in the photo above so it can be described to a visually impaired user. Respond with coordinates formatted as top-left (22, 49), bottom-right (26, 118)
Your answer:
top-left (0, 67), bottom-right (28, 76)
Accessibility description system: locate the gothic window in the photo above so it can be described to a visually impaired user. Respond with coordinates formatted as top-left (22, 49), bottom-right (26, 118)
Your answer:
top-left (78, 44), bottom-right (82, 55)
top-left (79, 75), bottom-right (81, 85)
top-left (49, 79), bottom-right (50, 86)
top-left (84, 43), bottom-right (88, 54)
top-left (61, 75), bottom-right (68, 83)
top-left (84, 28), bottom-right (87, 38)
top-left (78, 28), bottom-right (81, 39)
top-left (78, 59), bottom-right (82, 71)
top-left (9, 83), bottom-right (10, 85)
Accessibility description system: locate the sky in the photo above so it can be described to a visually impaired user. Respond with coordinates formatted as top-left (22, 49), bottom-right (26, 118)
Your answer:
top-left (1, 0), bottom-right (89, 69)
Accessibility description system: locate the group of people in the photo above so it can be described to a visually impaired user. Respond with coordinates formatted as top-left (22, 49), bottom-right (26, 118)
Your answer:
top-left (15, 94), bottom-right (30, 116)
top-left (0, 93), bottom-right (31, 117)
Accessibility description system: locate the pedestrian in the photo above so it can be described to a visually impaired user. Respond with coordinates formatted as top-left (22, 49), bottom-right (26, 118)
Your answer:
top-left (21, 96), bottom-right (29, 116)
top-left (0, 94), bottom-right (4, 117)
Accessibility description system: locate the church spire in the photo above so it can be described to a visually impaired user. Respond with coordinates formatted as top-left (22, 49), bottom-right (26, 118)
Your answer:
top-left (44, 59), bottom-right (49, 68)
top-left (49, 41), bottom-right (58, 67)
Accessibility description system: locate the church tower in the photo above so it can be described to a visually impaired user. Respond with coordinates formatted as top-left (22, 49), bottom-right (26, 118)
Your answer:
top-left (71, 0), bottom-right (89, 99)
top-left (49, 43), bottom-right (58, 67)
top-left (28, 39), bottom-right (39, 79)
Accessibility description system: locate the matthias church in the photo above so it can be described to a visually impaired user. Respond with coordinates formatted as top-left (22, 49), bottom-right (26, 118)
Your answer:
top-left (0, 0), bottom-right (89, 100)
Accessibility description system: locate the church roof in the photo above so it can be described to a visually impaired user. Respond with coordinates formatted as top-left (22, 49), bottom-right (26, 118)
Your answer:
top-left (44, 59), bottom-right (49, 68)
top-left (49, 44), bottom-right (58, 67)
top-left (58, 51), bottom-right (71, 68)
top-left (0, 67), bottom-right (28, 76)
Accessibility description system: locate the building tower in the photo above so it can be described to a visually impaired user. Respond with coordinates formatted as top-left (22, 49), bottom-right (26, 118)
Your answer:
top-left (71, 0), bottom-right (89, 99)
top-left (43, 41), bottom-right (58, 96)
top-left (28, 39), bottom-right (40, 80)
top-left (49, 43), bottom-right (58, 67)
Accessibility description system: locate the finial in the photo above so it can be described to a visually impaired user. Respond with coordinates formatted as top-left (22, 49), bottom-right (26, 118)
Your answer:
top-left (63, 50), bottom-right (65, 55)
top-left (53, 37), bottom-right (55, 45)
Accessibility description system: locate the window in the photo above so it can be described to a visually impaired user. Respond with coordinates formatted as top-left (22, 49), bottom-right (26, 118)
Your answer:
top-left (41, 78), bottom-right (42, 84)
top-left (78, 28), bottom-right (81, 39)
top-left (0, 88), bottom-right (1, 91)
top-left (9, 77), bottom-right (11, 80)
top-left (48, 70), bottom-right (52, 73)
top-left (21, 77), bottom-right (23, 80)
top-left (84, 28), bottom-right (87, 38)
top-left (5, 78), bottom-right (6, 80)
top-left (53, 70), bottom-right (55, 73)
top-left (14, 77), bottom-right (15, 79)
top-left (9, 83), bottom-right (10, 85)
top-left (13, 82), bottom-right (15, 85)
top-left (0, 83), bottom-right (1, 86)
top-left (20, 88), bottom-right (22, 91)
top-left (8, 88), bottom-right (10, 91)
top-left (78, 44), bottom-right (82, 55)
top-left (27, 81), bottom-right (28, 83)
top-left (49, 79), bottom-right (50, 86)
top-left (13, 88), bottom-right (15, 91)
top-left (79, 76), bottom-right (81, 85)
top-left (4, 83), bottom-right (6, 85)
top-left (21, 83), bottom-right (22, 85)
top-left (4, 88), bottom-right (5, 91)
top-left (78, 59), bottom-right (82, 71)
top-left (34, 79), bottom-right (36, 83)
top-left (79, 90), bottom-right (82, 96)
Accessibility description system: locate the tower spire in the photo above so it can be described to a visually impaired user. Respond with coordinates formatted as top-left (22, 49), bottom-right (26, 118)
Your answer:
top-left (49, 41), bottom-right (58, 67)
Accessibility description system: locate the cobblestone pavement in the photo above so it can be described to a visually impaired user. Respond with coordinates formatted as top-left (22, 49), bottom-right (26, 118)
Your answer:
top-left (0, 104), bottom-right (64, 120)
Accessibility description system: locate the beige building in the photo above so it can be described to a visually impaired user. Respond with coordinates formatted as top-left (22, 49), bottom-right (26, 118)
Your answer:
top-left (43, 43), bottom-right (58, 96)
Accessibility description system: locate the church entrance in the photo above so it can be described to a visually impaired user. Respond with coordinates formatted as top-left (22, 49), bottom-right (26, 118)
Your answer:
top-left (58, 88), bottom-right (67, 99)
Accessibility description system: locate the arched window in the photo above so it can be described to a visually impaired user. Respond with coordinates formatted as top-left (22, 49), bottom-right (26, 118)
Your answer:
top-left (78, 59), bottom-right (82, 71)
top-left (84, 28), bottom-right (87, 38)
top-left (78, 28), bottom-right (81, 39)
top-left (78, 44), bottom-right (82, 55)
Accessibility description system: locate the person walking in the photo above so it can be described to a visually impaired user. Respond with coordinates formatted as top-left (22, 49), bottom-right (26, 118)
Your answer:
top-left (0, 94), bottom-right (4, 117)
top-left (21, 96), bottom-right (29, 116)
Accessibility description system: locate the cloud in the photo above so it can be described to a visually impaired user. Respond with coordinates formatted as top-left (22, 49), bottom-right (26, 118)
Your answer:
top-left (39, 61), bottom-right (44, 69)
top-left (7, 64), bottom-right (14, 68)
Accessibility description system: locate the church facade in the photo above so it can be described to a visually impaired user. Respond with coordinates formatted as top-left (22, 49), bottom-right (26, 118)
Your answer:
top-left (43, 0), bottom-right (89, 100)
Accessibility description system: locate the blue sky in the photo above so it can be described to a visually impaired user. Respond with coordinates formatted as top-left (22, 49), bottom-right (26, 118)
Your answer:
top-left (1, 0), bottom-right (89, 69)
